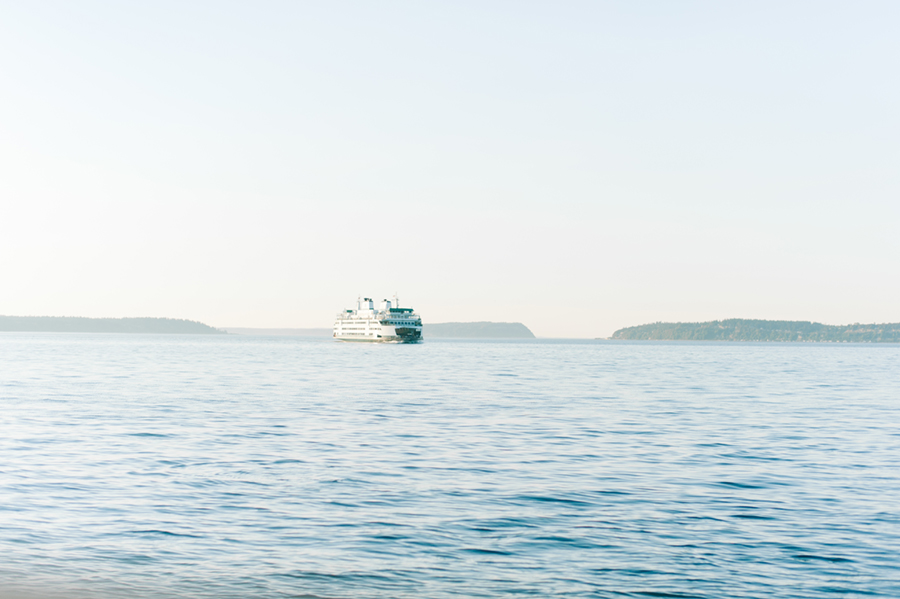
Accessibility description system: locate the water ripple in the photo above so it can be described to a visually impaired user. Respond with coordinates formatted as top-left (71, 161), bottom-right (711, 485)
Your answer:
top-left (1, 335), bottom-right (899, 598)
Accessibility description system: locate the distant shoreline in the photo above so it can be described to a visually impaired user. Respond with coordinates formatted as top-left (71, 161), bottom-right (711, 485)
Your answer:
top-left (226, 322), bottom-right (536, 339)
top-left (0, 316), bottom-right (224, 335)
top-left (611, 319), bottom-right (900, 343)
top-left (224, 327), bottom-right (332, 337)
top-left (0, 318), bottom-right (536, 339)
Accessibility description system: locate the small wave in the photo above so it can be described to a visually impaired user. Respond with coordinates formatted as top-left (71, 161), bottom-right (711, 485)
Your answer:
top-left (516, 495), bottom-right (593, 506)
top-left (794, 554), bottom-right (855, 563)
top-left (715, 481), bottom-right (767, 489)
top-left (128, 530), bottom-right (203, 538)
top-left (462, 548), bottom-right (512, 555)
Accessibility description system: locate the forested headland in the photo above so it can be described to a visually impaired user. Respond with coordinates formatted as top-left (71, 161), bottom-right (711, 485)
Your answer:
top-left (0, 316), bottom-right (225, 334)
top-left (611, 319), bottom-right (900, 343)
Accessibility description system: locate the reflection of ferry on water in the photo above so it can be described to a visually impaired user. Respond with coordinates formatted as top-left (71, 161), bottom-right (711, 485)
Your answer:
top-left (333, 296), bottom-right (422, 343)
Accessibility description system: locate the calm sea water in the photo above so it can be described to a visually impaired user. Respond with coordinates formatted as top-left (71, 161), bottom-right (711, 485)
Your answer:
top-left (1, 334), bottom-right (898, 599)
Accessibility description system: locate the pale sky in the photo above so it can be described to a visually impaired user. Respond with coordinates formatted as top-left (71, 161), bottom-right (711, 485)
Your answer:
top-left (1, 1), bottom-right (898, 337)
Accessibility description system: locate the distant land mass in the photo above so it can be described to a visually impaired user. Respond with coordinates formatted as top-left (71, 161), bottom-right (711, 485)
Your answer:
top-left (424, 322), bottom-right (535, 338)
top-left (225, 328), bottom-right (332, 337)
top-left (0, 316), bottom-right (224, 335)
top-left (611, 319), bottom-right (900, 343)
top-left (226, 323), bottom-right (536, 339)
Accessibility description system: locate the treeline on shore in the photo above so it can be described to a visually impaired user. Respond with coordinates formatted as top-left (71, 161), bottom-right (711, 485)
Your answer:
top-left (0, 316), bottom-right (225, 334)
top-left (611, 319), bottom-right (900, 342)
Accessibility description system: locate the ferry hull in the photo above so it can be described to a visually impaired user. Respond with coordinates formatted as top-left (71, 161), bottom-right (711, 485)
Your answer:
top-left (334, 335), bottom-right (421, 344)
top-left (334, 337), bottom-right (422, 343)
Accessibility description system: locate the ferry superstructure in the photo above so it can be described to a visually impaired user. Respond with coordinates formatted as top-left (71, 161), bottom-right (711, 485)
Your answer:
top-left (333, 296), bottom-right (422, 343)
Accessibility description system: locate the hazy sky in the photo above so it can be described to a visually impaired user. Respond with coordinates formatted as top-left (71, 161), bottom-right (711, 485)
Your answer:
top-left (1, 1), bottom-right (898, 337)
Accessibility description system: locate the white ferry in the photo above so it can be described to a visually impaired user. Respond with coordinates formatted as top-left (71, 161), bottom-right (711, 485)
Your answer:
top-left (333, 296), bottom-right (422, 343)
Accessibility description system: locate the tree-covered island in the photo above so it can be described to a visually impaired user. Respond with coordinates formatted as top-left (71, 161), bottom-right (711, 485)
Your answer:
top-left (0, 316), bottom-right (225, 334)
top-left (611, 319), bottom-right (900, 343)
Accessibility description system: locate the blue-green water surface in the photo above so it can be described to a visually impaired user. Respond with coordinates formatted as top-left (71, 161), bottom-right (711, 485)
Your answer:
top-left (1, 334), bottom-right (898, 598)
